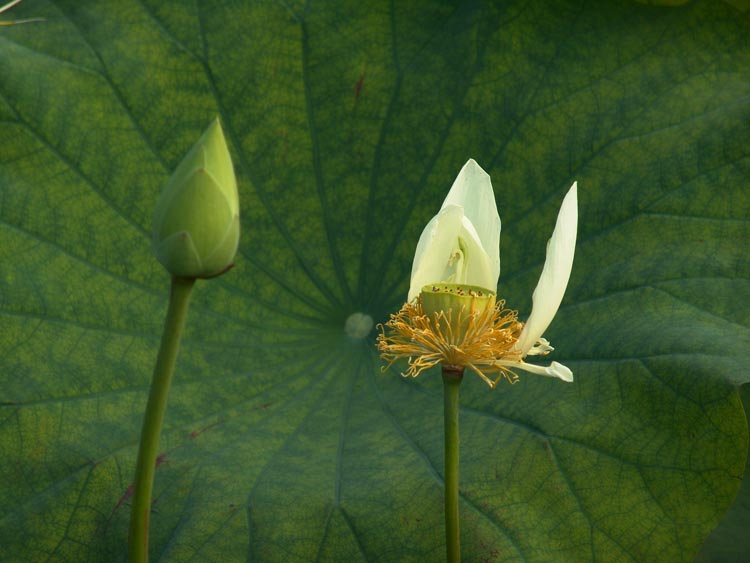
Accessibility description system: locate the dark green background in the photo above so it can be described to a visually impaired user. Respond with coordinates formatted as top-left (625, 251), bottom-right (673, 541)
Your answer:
top-left (1, 1), bottom-right (749, 561)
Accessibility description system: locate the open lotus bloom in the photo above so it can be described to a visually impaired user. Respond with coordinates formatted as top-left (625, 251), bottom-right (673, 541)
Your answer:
top-left (378, 159), bottom-right (577, 387)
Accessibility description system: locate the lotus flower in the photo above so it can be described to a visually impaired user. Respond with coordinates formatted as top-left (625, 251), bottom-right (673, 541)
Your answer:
top-left (378, 159), bottom-right (577, 386)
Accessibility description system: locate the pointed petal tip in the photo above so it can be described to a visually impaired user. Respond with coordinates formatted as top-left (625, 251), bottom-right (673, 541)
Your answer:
top-left (464, 158), bottom-right (490, 178)
top-left (206, 116), bottom-right (222, 133)
top-left (461, 158), bottom-right (489, 178)
top-left (446, 159), bottom-right (493, 202)
top-left (561, 183), bottom-right (578, 229)
top-left (563, 181), bottom-right (578, 208)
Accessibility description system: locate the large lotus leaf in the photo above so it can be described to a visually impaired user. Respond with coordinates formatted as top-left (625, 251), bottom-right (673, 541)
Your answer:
top-left (1, 1), bottom-right (749, 562)
top-left (695, 384), bottom-right (750, 562)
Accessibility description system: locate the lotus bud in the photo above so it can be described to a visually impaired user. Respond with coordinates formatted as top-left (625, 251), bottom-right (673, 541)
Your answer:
top-left (420, 283), bottom-right (496, 343)
top-left (152, 118), bottom-right (240, 279)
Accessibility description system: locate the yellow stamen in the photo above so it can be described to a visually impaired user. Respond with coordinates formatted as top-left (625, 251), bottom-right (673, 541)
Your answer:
top-left (377, 297), bottom-right (524, 387)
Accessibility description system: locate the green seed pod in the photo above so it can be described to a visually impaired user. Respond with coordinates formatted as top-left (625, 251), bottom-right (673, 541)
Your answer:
top-left (152, 118), bottom-right (239, 279)
top-left (420, 283), bottom-right (496, 342)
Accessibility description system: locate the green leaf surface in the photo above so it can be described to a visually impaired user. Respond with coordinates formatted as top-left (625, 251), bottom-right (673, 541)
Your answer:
top-left (1, 1), bottom-right (749, 562)
top-left (695, 384), bottom-right (750, 562)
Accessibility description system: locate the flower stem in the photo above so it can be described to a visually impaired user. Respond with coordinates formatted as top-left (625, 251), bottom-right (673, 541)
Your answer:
top-left (129, 276), bottom-right (195, 563)
top-left (443, 365), bottom-right (463, 563)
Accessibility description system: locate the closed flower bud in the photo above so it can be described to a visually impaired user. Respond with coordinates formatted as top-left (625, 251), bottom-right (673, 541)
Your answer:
top-left (152, 118), bottom-right (240, 278)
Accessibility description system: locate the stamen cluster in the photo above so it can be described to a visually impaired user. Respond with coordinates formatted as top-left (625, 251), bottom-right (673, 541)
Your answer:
top-left (377, 297), bottom-right (524, 387)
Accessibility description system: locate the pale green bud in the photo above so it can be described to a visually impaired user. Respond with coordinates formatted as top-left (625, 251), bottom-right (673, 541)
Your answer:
top-left (152, 118), bottom-right (240, 278)
top-left (420, 283), bottom-right (496, 342)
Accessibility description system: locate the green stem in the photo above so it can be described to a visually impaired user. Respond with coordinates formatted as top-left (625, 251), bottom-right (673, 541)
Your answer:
top-left (129, 276), bottom-right (195, 563)
top-left (443, 365), bottom-right (463, 563)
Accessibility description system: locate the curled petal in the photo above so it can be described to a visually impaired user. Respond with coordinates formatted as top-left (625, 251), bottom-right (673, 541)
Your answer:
top-left (515, 182), bottom-right (578, 354)
top-left (409, 205), bottom-right (463, 302)
top-left (454, 215), bottom-right (496, 292)
top-left (495, 359), bottom-right (574, 382)
top-left (442, 159), bottom-right (501, 283)
top-left (525, 337), bottom-right (554, 356)
top-left (408, 206), bottom-right (495, 302)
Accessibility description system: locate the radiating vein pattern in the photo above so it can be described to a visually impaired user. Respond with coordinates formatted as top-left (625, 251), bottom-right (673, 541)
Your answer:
top-left (1, 0), bottom-right (749, 562)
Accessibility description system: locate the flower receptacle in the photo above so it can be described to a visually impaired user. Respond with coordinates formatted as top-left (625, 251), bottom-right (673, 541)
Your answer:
top-left (420, 283), bottom-right (496, 343)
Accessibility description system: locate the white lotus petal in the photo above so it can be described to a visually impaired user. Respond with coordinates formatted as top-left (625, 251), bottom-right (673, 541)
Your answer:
top-left (408, 205), bottom-right (464, 302)
top-left (442, 159), bottom-right (501, 283)
top-left (0, 1), bottom-right (23, 16)
top-left (410, 213), bottom-right (440, 283)
top-left (455, 215), bottom-right (496, 291)
top-left (495, 359), bottom-right (574, 382)
top-left (516, 182), bottom-right (578, 354)
top-left (525, 337), bottom-right (554, 356)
